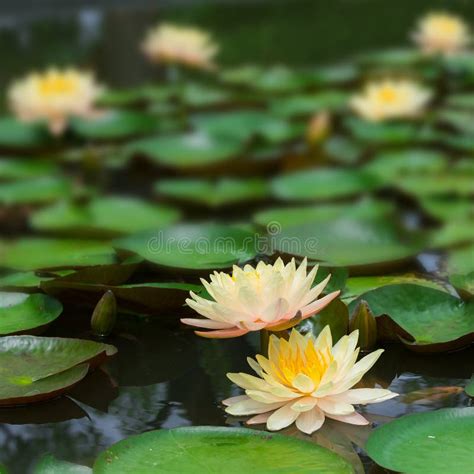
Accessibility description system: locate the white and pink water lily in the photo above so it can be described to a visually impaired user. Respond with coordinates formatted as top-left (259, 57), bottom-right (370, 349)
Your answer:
top-left (8, 68), bottom-right (102, 135)
top-left (223, 327), bottom-right (397, 434)
top-left (182, 258), bottom-right (340, 339)
top-left (413, 12), bottom-right (471, 55)
top-left (142, 23), bottom-right (218, 70)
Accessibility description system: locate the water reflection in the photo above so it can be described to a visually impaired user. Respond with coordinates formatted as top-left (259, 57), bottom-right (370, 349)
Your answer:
top-left (0, 318), bottom-right (471, 473)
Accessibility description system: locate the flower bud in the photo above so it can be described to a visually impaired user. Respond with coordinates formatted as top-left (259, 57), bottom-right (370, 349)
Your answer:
top-left (91, 290), bottom-right (117, 337)
top-left (350, 300), bottom-right (377, 350)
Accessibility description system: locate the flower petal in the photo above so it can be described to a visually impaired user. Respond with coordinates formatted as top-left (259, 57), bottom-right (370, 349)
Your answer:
top-left (295, 406), bottom-right (325, 434)
top-left (195, 328), bottom-right (249, 339)
top-left (266, 403), bottom-right (300, 431)
top-left (326, 411), bottom-right (370, 426)
top-left (226, 398), bottom-right (286, 416)
top-left (180, 318), bottom-right (235, 329)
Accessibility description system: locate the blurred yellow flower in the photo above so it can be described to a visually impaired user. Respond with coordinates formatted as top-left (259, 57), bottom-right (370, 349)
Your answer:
top-left (142, 24), bottom-right (218, 70)
top-left (8, 68), bottom-right (102, 135)
top-left (413, 12), bottom-right (471, 55)
top-left (182, 258), bottom-right (340, 338)
top-left (350, 79), bottom-right (431, 122)
top-left (224, 327), bottom-right (397, 434)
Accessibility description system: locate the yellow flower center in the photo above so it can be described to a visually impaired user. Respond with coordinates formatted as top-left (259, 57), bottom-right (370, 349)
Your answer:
top-left (434, 18), bottom-right (459, 34)
top-left (378, 87), bottom-right (399, 104)
top-left (38, 75), bottom-right (78, 96)
top-left (272, 339), bottom-right (333, 391)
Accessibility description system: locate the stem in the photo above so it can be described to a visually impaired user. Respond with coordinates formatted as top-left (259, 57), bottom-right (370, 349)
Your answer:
top-left (260, 329), bottom-right (270, 356)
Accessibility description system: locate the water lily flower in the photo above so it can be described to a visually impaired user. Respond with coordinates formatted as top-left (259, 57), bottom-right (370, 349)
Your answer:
top-left (350, 79), bottom-right (431, 122)
top-left (224, 327), bottom-right (397, 434)
top-left (182, 258), bottom-right (340, 339)
top-left (8, 68), bottom-right (102, 136)
top-left (142, 23), bottom-right (218, 70)
top-left (413, 12), bottom-right (471, 55)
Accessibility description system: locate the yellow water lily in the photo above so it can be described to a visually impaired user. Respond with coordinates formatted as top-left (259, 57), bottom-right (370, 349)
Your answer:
top-left (350, 79), bottom-right (431, 122)
top-left (182, 258), bottom-right (340, 338)
top-left (8, 68), bottom-right (102, 135)
top-left (141, 23), bottom-right (218, 70)
top-left (224, 327), bottom-right (397, 434)
top-left (413, 12), bottom-right (471, 55)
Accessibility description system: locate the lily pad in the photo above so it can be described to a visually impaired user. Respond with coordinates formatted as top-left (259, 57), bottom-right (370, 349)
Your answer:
top-left (155, 178), bottom-right (269, 207)
top-left (345, 117), bottom-right (420, 145)
top-left (127, 131), bottom-right (242, 168)
top-left (180, 82), bottom-right (231, 107)
top-left (447, 245), bottom-right (474, 275)
top-left (430, 220), bottom-right (474, 248)
top-left (115, 223), bottom-right (259, 270)
top-left (445, 93), bottom-right (474, 109)
top-left (34, 454), bottom-right (91, 474)
top-left (399, 173), bottom-right (474, 197)
top-left (349, 284), bottom-right (474, 350)
top-left (419, 197), bottom-right (474, 221)
top-left (31, 197), bottom-right (181, 236)
top-left (272, 217), bottom-right (423, 269)
top-left (323, 136), bottom-right (364, 164)
top-left (450, 273), bottom-right (474, 298)
top-left (0, 158), bottom-right (57, 181)
top-left (0, 238), bottom-right (117, 271)
top-left (366, 408), bottom-right (474, 474)
top-left (0, 117), bottom-right (52, 150)
top-left (0, 292), bottom-right (62, 335)
top-left (271, 168), bottom-right (380, 202)
top-left (0, 176), bottom-right (72, 205)
top-left (0, 335), bottom-right (116, 405)
top-left (71, 111), bottom-right (157, 141)
top-left (93, 426), bottom-right (353, 473)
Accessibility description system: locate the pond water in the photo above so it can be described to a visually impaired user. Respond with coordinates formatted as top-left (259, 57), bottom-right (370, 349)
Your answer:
top-left (1, 1), bottom-right (474, 473)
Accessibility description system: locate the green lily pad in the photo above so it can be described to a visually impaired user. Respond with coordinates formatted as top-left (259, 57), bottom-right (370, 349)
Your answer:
top-left (180, 82), bottom-right (231, 107)
top-left (252, 66), bottom-right (312, 93)
top-left (0, 238), bottom-right (117, 271)
top-left (419, 197), bottom-right (474, 221)
top-left (349, 284), bottom-right (474, 350)
top-left (0, 271), bottom-right (56, 290)
top-left (34, 454), bottom-right (91, 474)
top-left (0, 117), bottom-right (52, 150)
top-left (450, 272), bottom-right (474, 297)
top-left (430, 220), bottom-right (474, 248)
top-left (358, 48), bottom-right (425, 67)
top-left (271, 168), bottom-right (380, 202)
top-left (447, 245), bottom-right (474, 275)
top-left (323, 136), bottom-right (364, 164)
top-left (254, 198), bottom-right (394, 230)
top-left (41, 280), bottom-right (202, 315)
top-left (70, 111), bottom-right (157, 140)
top-left (345, 117), bottom-right (420, 145)
top-left (0, 158), bottom-right (58, 181)
top-left (127, 131), bottom-right (242, 168)
top-left (155, 178), bottom-right (269, 207)
top-left (115, 223), bottom-right (259, 270)
top-left (0, 292), bottom-right (62, 335)
top-left (445, 93), bottom-right (474, 109)
top-left (365, 149), bottom-right (447, 182)
top-left (272, 217), bottom-right (424, 269)
top-left (269, 91), bottom-right (348, 118)
top-left (0, 176), bottom-right (72, 205)
top-left (437, 109), bottom-right (474, 135)
top-left (311, 63), bottom-right (358, 85)
top-left (342, 274), bottom-right (447, 303)
top-left (93, 426), bottom-right (353, 474)
top-left (399, 173), bottom-right (474, 197)
top-left (0, 335), bottom-right (116, 405)
top-left (366, 408), bottom-right (474, 474)
top-left (30, 197), bottom-right (181, 236)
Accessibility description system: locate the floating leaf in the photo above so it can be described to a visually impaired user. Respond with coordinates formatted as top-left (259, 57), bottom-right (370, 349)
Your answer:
top-left (430, 220), bottom-right (474, 248)
top-left (447, 245), bottom-right (474, 275)
top-left (0, 335), bottom-right (116, 405)
top-left (127, 131), bottom-right (242, 168)
top-left (155, 177), bottom-right (269, 207)
top-left (419, 197), bottom-right (474, 221)
top-left (0, 238), bottom-right (117, 271)
top-left (93, 427), bottom-right (354, 473)
top-left (180, 82), bottom-right (231, 107)
top-left (33, 454), bottom-right (91, 474)
top-left (323, 136), bottom-right (363, 164)
top-left (0, 117), bottom-right (52, 150)
top-left (0, 292), bottom-right (62, 335)
top-left (366, 407), bottom-right (474, 474)
top-left (401, 386), bottom-right (464, 404)
top-left (465, 375), bottom-right (474, 397)
top-left (349, 284), bottom-right (474, 351)
top-left (450, 272), bottom-right (474, 297)
top-left (271, 168), bottom-right (379, 202)
top-left (71, 111), bottom-right (157, 140)
top-left (0, 176), bottom-right (72, 205)
top-left (115, 223), bottom-right (259, 270)
top-left (0, 158), bottom-right (58, 181)
top-left (31, 196), bottom-right (180, 236)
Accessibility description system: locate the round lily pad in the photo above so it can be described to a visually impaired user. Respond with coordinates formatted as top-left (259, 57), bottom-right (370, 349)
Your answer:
top-left (115, 223), bottom-right (259, 270)
top-left (0, 335), bottom-right (117, 405)
top-left (155, 178), bottom-right (269, 207)
top-left (71, 111), bottom-right (157, 141)
top-left (349, 284), bottom-right (474, 350)
top-left (0, 292), bottom-right (63, 335)
top-left (271, 168), bottom-right (379, 202)
top-left (127, 131), bottom-right (242, 169)
top-left (94, 426), bottom-right (354, 473)
top-left (0, 117), bottom-right (52, 150)
top-left (447, 245), bottom-right (474, 275)
top-left (34, 454), bottom-right (91, 473)
top-left (0, 158), bottom-right (58, 181)
top-left (31, 197), bottom-right (181, 236)
top-left (366, 408), bottom-right (474, 474)
top-left (0, 238), bottom-right (117, 271)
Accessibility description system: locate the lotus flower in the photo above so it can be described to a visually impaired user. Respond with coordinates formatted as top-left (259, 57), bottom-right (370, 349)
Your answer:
top-left (142, 23), bottom-right (218, 70)
top-left (350, 79), bottom-right (431, 122)
top-left (413, 12), bottom-right (471, 55)
top-left (182, 258), bottom-right (340, 339)
top-left (224, 327), bottom-right (397, 434)
top-left (8, 68), bottom-right (102, 135)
